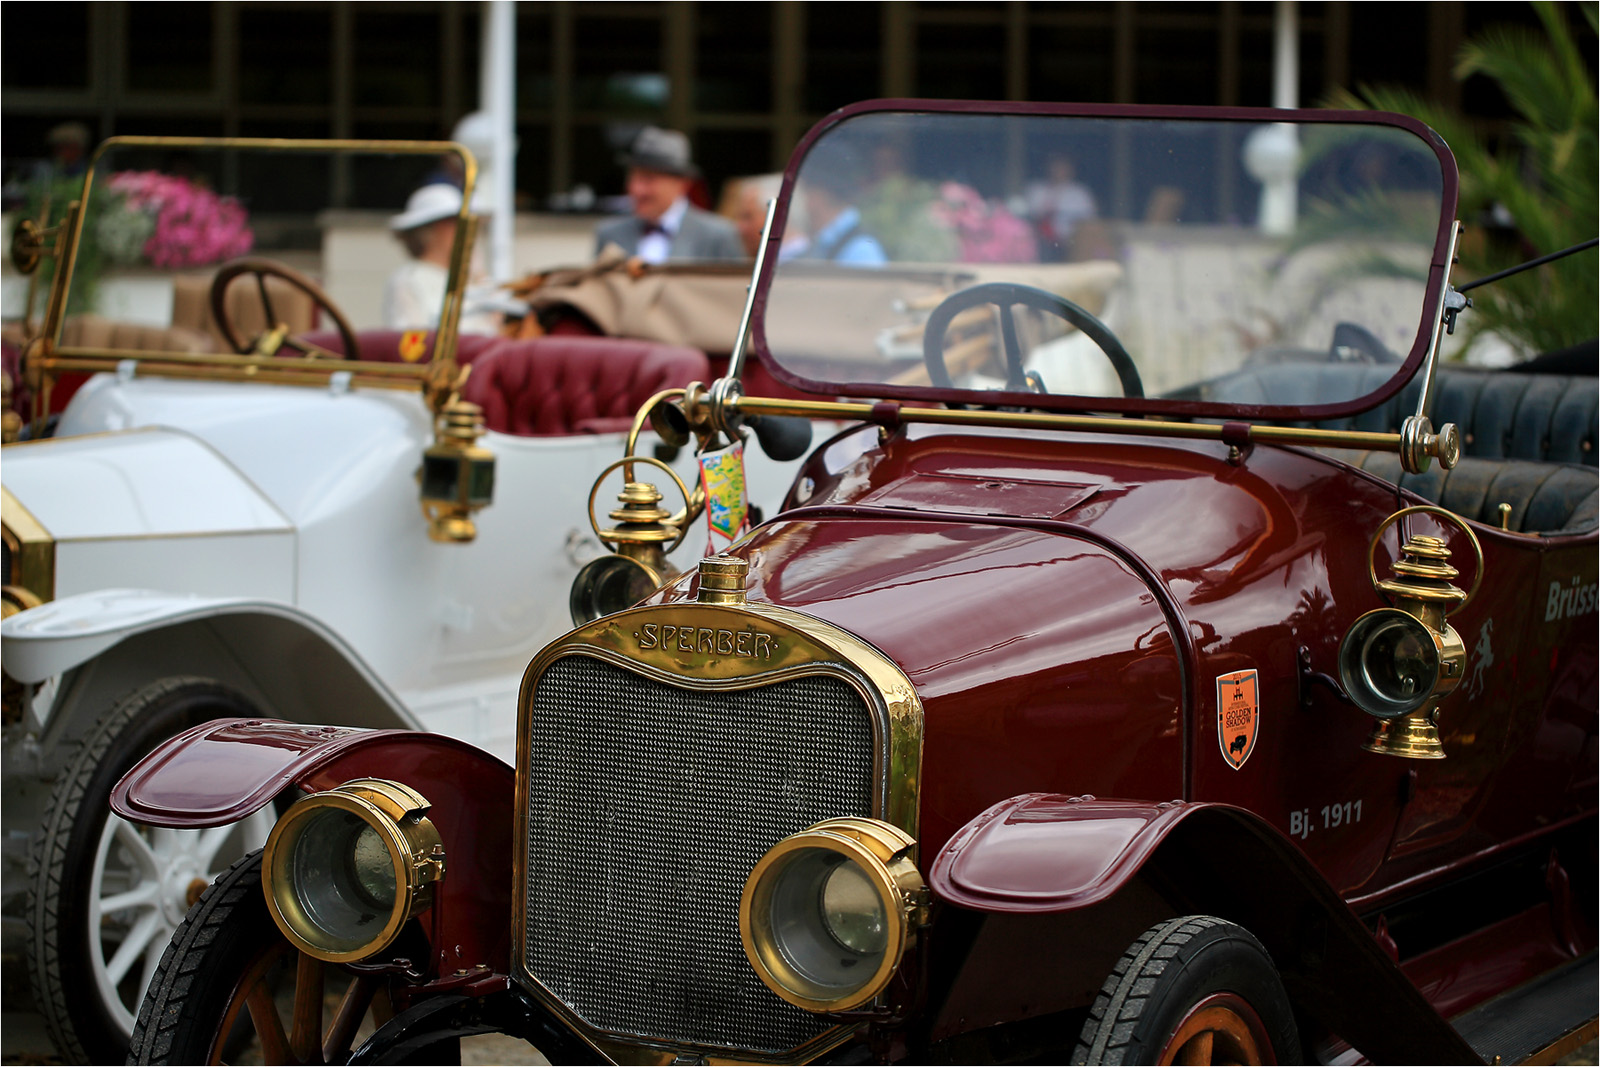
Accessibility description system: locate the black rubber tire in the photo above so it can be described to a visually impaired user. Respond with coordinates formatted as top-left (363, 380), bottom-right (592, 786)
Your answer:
top-left (1072, 915), bottom-right (1301, 1065)
top-left (26, 676), bottom-right (262, 1065)
top-left (127, 850), bottom-right (277, 1064)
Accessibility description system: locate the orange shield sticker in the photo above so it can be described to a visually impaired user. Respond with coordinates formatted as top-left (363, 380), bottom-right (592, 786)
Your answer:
top-left (1216, 669), bottom-right (1259, 770)
top-left (398, 330), bottom-right (430, 363)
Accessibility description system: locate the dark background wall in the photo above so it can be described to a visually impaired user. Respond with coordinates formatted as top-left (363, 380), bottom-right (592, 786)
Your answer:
top-left (0, 1), bottom-right (1582, 216)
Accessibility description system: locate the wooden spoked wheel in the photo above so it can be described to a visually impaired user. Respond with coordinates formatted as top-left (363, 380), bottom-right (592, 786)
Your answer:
top-left (204, 942), bottom-right (391, 1064)
top-left (1073, 916), bottom-right (1299, 1065)
top-left (1158, 993), bottom-right (1272, 1066)
top-left (128, 851), bottom-right (406, 1066)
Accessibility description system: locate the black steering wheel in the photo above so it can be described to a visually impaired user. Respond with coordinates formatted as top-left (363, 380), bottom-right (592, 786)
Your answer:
top-left (922, 281), bottom-right (1143, 398)
top-left (210, 258), bottom-right (360, 360)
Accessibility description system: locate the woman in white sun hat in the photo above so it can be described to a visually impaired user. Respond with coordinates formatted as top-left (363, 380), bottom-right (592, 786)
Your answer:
top-left (382, 183), bottom-right (504, 334)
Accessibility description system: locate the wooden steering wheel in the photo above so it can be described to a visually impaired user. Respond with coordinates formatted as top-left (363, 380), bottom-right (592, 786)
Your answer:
top-left (209, 258), bottom-right (360, 360)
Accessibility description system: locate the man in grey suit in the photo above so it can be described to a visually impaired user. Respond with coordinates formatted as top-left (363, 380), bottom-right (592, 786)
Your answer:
top-left (594, 127), bottom-right (745, 263)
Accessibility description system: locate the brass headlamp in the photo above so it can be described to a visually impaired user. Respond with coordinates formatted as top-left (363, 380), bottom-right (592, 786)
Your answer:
top-left (420, 396), bottom-right (495, 543)
top-left (740, 818), bottom-right (927, 1013)
top-left (1338, 505), bottom-right (1481, 759)
top-left (263, 778), bottom-right (445, 963)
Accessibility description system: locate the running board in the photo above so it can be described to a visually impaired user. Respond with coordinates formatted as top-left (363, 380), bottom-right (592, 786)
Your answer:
top-left (1453, 953), bottom-right (1597, 1065)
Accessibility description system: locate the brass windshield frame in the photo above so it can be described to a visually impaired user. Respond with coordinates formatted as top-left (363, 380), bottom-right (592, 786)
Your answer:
top-left (24, 136), bottom-right (478, 424)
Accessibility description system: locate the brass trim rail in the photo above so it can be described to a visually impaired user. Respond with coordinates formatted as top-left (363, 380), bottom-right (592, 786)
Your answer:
top-left (734, 394), bottom-right (1421, 455)
top-left (41, 346), bottom-right (432, 392)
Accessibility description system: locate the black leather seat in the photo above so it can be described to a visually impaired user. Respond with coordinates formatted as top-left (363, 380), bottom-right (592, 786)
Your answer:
top-left (1212, 364), bottom-right (1598, 535)
top-left (1319, 448), bottom-right (1597, 535)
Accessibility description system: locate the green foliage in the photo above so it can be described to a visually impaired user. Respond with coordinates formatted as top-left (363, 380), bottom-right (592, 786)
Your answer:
top-left (1331, 1), bottom-right (1597, 358)
top-left (19, 174), bottom-right (101, 317)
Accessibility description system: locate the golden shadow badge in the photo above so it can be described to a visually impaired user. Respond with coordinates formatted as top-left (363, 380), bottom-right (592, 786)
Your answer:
top-left (1216, 668), bottom-right (1259, 769)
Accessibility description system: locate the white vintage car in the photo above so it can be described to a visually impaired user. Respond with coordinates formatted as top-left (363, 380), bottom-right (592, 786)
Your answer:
top-left (0, 137), bottom-right (805, 1063)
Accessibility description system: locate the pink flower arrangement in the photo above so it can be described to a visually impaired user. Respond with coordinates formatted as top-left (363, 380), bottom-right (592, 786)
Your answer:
top-left (105, 170), bottom-right (254, 269)
top-left (929, 181), bottom-right (1038, 264)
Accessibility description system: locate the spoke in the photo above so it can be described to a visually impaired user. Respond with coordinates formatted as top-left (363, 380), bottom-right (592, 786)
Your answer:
top-left (195, 823), bottom-right (240, 870)
top-left (243, 806), bottom-right (276, 846)
top-left (255, 273), bottom-right (279, 327)
top-left (111, 817), bottom-right (161, 876)
top-left (324, 975), bottom-right (378, 1061)
top-left (290, 952), bottom-right (325, 1064)
top-left (247, 982), bottom-right (292, 1065)
top-left (104, 910), bottom-right (163, 985)
top-left (1177, 1029), bottom-right (1214, 1065)
top-left (96, 881), bottom-right (161, 918)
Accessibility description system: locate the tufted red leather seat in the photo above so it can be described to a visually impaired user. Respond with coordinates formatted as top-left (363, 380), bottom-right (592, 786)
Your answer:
top-left (460, 336), bottom-right (710, 437)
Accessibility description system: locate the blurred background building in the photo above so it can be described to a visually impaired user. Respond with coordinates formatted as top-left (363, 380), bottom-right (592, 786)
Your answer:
top-left (0, 1), bottom-right (1568, 228)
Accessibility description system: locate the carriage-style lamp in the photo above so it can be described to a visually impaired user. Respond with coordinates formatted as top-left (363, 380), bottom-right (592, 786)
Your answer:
top-left (1338, 507), bottom-right (1479, 760)
top-left (420, 398), bottom-right (495, 543)
top-left (569, 455), bottom-right (691, 625)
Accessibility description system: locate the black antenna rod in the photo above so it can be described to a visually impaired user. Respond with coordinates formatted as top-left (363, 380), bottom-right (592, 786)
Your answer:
top-left (1457, 237), bottom-right (1598, 293)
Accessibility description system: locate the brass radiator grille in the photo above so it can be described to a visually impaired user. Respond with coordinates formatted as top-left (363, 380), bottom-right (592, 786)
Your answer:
top-left (521, 654), bottom-right (876, 1053)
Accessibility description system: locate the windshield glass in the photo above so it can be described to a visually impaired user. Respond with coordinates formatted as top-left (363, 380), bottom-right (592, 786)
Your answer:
top-left (24, 138), bottom-right (476, 364)
top-left (755, 105), bottom-right (1454, 418)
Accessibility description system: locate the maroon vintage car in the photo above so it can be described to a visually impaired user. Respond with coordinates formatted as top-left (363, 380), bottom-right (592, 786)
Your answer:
top-left (113, 101), bottom-right (1595, 1065)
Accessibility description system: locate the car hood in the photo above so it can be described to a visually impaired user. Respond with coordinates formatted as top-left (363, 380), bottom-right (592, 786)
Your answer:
top-left (5, 427), bottom-right (291, 542)
top-left (52, 373), bottom-right (431, 525)
top-left (642, 424), bottom-right (1381, 849)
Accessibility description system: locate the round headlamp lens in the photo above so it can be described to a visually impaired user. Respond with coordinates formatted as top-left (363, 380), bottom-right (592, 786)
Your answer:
top-left (291, 809), bottom-right (398, 949)
top-left (1340, 608), bottom-right (1440, 719)
top-left (821, 860), bottom-right (887, 955)
top-left (1362, 618), bottom-right (1433, 700)
top-left (352, 823), bottom-right (398, 905)
top-left (767, 849), bottom-right (885, 993)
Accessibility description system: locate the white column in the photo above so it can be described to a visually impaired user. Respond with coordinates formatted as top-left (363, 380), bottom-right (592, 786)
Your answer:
top-left (1246, 0), bottom-right (1299, 235)
top-left (1272, 0), bottom-right (1298, 110)
top-left (481, 0), bottom-right (517, 282)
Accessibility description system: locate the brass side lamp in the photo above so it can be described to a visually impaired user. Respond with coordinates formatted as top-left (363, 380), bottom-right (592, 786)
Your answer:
top-left (1337, 505), bottom-right (1481, 759)
top-left (570, 389), bottom-right (716, 624)
top-left (570, 454), bottom-right (696, 625)
top-left (420, 397), bottom-right (495, 543)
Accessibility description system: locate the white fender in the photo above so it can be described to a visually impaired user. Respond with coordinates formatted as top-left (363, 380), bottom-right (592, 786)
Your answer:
top-left (1, 589), bottom-right (413, 726)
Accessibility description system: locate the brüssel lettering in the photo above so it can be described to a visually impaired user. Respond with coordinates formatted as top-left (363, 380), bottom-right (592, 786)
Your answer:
top-left (1545, 576), bottom-right (1598, 622)
top-left (636, 622), bottom-right (778, 660)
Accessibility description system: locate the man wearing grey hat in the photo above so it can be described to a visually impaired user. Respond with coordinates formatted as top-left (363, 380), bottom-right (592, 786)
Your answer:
top-left (594, 126), bottom-right (744, 263)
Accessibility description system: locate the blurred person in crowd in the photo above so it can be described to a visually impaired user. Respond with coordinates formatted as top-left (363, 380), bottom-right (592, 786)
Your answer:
top-left (721, 173), bottom-right (808, 259)
top-left (1026, 152), bottom-right (1098, 259)
top-left (46, 121), bottom-right (91, 178)
top-left (382, 184), bottom-right (503, 335)
top-left (794, 148), bottom-right (887, 266)
top-left (594, 126), bottom-right (743, 263)
top-left (423, 110), bottom-right (509, 214)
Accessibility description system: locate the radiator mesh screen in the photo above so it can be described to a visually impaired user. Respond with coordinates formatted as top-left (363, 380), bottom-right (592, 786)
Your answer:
top-left (522, 654), bottom-right (876, 1053)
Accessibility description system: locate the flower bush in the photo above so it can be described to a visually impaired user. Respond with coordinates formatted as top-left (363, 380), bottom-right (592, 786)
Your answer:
top-left (928, 181), bottom-right (1038, 264)
top-left (100, 171), bottom-right (253, 269)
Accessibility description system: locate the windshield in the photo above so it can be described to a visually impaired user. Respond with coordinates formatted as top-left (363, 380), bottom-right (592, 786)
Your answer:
top-left (22, 137), bottom-right (477, 366)
top-left (754, 104), bottom-right (1456, 419)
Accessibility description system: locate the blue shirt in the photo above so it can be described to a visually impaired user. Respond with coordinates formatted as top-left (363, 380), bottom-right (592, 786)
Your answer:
top-left (811, 207), bottom-right (887, 266)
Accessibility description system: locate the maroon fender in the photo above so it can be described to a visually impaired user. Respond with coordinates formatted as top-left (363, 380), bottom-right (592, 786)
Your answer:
top-left (928, 794), bottom-right (1483, 1063)
top-left (931, 793), bottom-right (1189, 912)
top-left (112, 718), bottom-right (515, 980)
